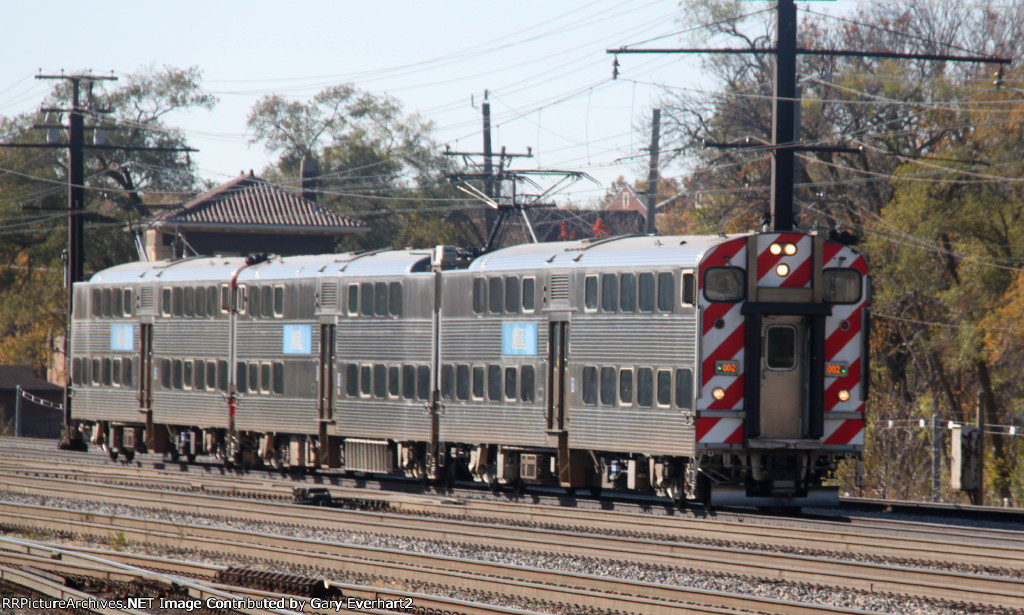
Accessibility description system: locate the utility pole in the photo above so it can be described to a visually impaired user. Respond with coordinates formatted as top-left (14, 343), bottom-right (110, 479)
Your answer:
top-left (645, 108), bottom-right (661, 235)
top-left (931, 398), bottom-right (942, 502)
top-left (977, 391), bottom-right (986, 505)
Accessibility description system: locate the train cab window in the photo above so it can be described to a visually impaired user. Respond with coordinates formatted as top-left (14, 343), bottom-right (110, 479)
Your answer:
top-left (417, 366), bottom-right (431, 401)
top-left (681, 272), bottom-right (695, 307)
top-left (657, 369), bottom-right (671, 407)
top-left (600, 367), bottom-right (616, 406)
top-left (472, 366), bottom-right (485, 400)
top-left (402, 365), bottom-right (416, 400)
top-left (441, 364), bottom-right (455, 400)
top-left (488, 278), bottom-right (503, 314)
top-left (823, 268), bottom-right (862, 304)
top-left (601, 274), bottom-right (617, 312)
top-left (456, 365), bottom-right (470, 401)
top-left (389, 282), bottom-right (402, 317)
top-left (347, 284), bottom-right (359, 316)
top-left (487, 365), bottom-right (502, 401)
top-left (345, 364), bottom-right (359, 397)
top-left (472, 278), bottom-right (486, 315)
top-left (521, 365), bottom-right (535, 402)
top-left (657, 273), bottom-right (674, 312)
top-left (704, 267), bottom-right (745, 302)
top-left (504, 367), bottom-right (518, 401)
top-left (765, 325), bottom-right (797, 370)
top-left (273, 286), bottom-right (285, 317)
top-left (272, 362), bottom-right (284, 395)
top-left (522, 278), bottom-right (536, 313)
top-left (172, 287), bottom-right (183, 317)
top-left (619, 368), bottom-right (634, 406)
top-left (360, 282), bottom-right (374, 316)
top-left (620, 273), bottom-right (636, 312)
top-left (505, 277), bottom-right (519, 314)
top-left (638, 273), bottom-right (654, 312)
top-left (262, 285), bottom-right (275, 318)
top-left (584, 275), bottom-right (598, 312)
top-left (161, 288), bottom-right (171, 316)
top-left (637, 367), bottom-right (653, 408)
top-left (675, 369), bottom-right (693, 410)
top-left (374, 282), bottom-right (388, 316)
top-left (373, 364), bottom-right (387, 398)
top-left (360, 365), bottom-right (372, 397)
top-left (388, 365), bottom-right (401, 398)
top-left (582, 366), bottom-right (597, 406)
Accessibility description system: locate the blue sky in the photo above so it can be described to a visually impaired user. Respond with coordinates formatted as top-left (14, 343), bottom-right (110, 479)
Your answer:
top-left (2, 1), bottom-right (861, 205)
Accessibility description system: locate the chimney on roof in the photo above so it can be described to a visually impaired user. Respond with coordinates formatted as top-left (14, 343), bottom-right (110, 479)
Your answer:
top-left (301, 154), bottom-right (319, 203)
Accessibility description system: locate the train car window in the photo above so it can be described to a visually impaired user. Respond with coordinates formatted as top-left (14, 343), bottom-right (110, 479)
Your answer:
top-left (160, 359), bottom-right (171, 389)
top-left (374, 282), bottom-right (388, 316)
top-left (173, 360), bottom-right (184, 390)
top-left (220, 285), bottom-right (231, 314)
top-left (71, 358), bottom-right (81, 385)
top-left (345, 364), bottom-right (359, 397)
top-left (504, 366), bottom-right (518, 401)
top-left (122, 358), bottom-right (133, 387)
top-left (102, 288), bottom-right (112, 318)
top-left (601, 274), bottom-right (618, 313)
top-left (183, 287), bottom-right (194, 317)
top-left (206, 361), bottom-right (218, 391)
top-left (195, 288), bottom-right (206, 317)
top-left (657, 273), bottom-right (674, 312)
top-left (637, 367), bottom-right (653, 408)
top-left (704, 267), bottom-right (745, 302)
top-left (171, 287), bottom-right (183, 317)
top-left (373, 364), bottom-right (387, 398)
top-left (262, 286), bottom-right (274, 318)
top-left (102, 358), bottom-right (112, 386)
top-left (682, 272), bottom-right (695, 306)
top-left (217, 361), bottom-right (229, 392)
top-left (207, 286), bottom-right (218, 316)
top-left (675, 369), bottom-right (693, 410)
top-left (619, 368), bottom-right (634, 406)
top-left (388, 365), bottom-right (401, 398)
top-left (260, 362), bottom-right (272, 394)
top-left (388, 282), bottom-right (402, 317)
top-left (92, 288), bottom-right (102, 317)
top-left (657, 369), bottom-right (672, 407)
top-left (600, 367), bottom-right (615, 406)
top-left (638, 273), bottom-right (654, 312)
top-left (620, 273), bottom-right (636, 312)
top-left (823, 268), bottom-right (862, 304)
top-left (248, 286), bottom-right (261, 318)
top-left (111, 358), bottom-right (121, 386)
top-left (472, 366), bottom-right (485, 400)
top-left (472, 278), bottom-right (486, 315)
top-left (249, 363), bottom-right (260, 394)
top-left (194, 360), bottom-right (205, 391)
top-left (183, 360), bottom-right (194, 390)
top-left (125, 289), bottom-right (134, 316)
top-left (417, 365), bottom-right (431, 401)
top-left (441, 364), bottom-right (455, 400)
top-left (359, 365), bottom-right (372, 397)
top-left (456, 365), bottom-right (470, 401)
top-left (112, 288), bottom-right (123, 317)
top-left (360, 282), bottom-right (374, 316)
top-left (488, 278), bottom-right (503, 314)
top-left (236, 362), bottom-right (247, 394)
top-left (487, 364), bottom-right (502, 401)
top-left (91, 358), bottom-right (101, 386)
top-left (765, 325), bottom-right (797, 370)
top-left (584, 275), bottom-right (598, 311)
top-left (582, 366), bottom-right (597, 405)
top-left (273, 286), bottom-right (285, 317)
top-left (348, 284), bottom-right (359, 316)
top-left (403, 365), bottom-right (416, 400)
top-left (505, 277), bottom-right (519, 314)
top-left (237, 285), bottom-right (248, 315)
top-left (521, 365), bottom-right (535, 402)
top-left (522, 278), bottom-right (536, 313)
top-left (272, 362), bottom-right (284, 395)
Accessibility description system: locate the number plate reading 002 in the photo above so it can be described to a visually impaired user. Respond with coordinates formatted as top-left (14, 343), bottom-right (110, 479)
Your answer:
top-left (715, 360), bottom-right (739, 376)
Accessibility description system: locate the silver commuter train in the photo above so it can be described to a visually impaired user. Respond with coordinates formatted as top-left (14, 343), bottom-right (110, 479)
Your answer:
top-left (70, 231), bottom-right (868, 506)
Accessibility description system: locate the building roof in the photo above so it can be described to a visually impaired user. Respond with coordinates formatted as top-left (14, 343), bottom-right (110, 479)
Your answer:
top-left (147, 172), bottom-right (368, 234)
top-left (0, 365), bottom-right (62, 393)
top-left (606, 185), bottom-right (649, 215)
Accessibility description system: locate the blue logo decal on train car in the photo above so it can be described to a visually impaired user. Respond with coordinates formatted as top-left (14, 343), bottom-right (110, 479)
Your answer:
top-left (110, 324), bottom-right (134, 351)
top-left (283, 325), bottom-right (313, 354)
top-left (502, 322), bottom-right (538, 356)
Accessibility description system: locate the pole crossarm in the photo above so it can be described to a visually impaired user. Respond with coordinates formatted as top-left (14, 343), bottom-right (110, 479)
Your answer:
top-left (607, 46), bottom-right (1011, 64)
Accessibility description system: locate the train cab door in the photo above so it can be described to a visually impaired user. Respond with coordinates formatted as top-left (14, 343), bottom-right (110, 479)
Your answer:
top-left (138, 323), bottom-right (153, 414)
top-left (546, 321), bottom-right (568, 435)
top-left (759, 316), bottom-right (808, 438)
top-left (318, 324), bottom-right (336, 422)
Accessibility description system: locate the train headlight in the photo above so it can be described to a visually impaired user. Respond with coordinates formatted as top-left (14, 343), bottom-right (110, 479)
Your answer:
top-left (769, 243), bottom-right (783, 255)
top-left (837, 389), bottom-right (850, 402)
top-left (712, 387), bottom-right (726, 400)
top-left (783, 243), bottom-right (798, 255)
top-left (776, 263), bottom-right (790, 277)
